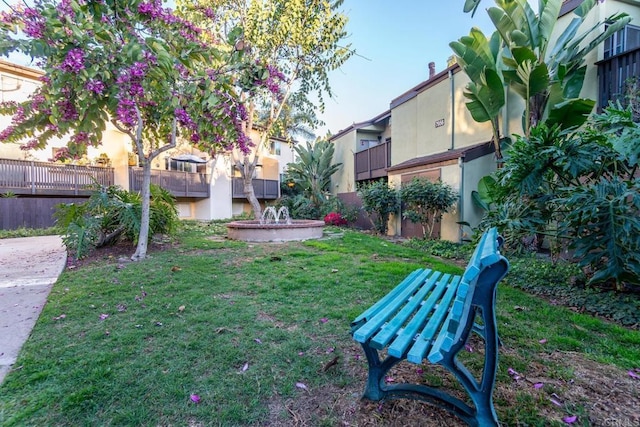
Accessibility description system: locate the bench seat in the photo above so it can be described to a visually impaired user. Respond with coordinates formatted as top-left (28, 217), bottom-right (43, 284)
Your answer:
top-left (351, 227), bottom-right (509, 427)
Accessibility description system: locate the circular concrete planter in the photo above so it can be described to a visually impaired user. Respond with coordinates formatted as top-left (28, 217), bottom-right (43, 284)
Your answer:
top-left (226, 220), bottom-right (325, 242)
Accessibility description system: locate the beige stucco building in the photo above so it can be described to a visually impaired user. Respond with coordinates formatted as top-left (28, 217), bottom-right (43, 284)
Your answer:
top-left (330, 0), bottom-right (640, 241)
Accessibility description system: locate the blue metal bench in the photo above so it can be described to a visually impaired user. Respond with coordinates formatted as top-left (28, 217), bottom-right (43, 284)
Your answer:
top-left (351, 227), bottom-right (509, 426)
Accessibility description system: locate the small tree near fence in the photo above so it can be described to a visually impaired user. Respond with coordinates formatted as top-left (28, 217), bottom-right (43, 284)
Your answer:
top-left (400, 177), bottom-right (458, 239)
top-left (358, 179), bottom-right (399, 235)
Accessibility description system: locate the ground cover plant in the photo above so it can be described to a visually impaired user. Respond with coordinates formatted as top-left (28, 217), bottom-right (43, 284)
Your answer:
top-left (0, 222), bottom-right (638, 426)
top-left (406, 239), bottom-right (640, 327)
top-left (0, 227), bottom-right (58, 239)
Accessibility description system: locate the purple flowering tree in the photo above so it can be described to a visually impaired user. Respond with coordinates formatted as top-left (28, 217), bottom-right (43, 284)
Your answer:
top-left (0, 0), bottom-right (256, 260)
top-left (178, 0), bottom-right (353, 218)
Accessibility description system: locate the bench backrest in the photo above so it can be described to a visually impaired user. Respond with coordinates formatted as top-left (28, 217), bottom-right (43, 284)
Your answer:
top-left (451, 228), bottom-right (508, 343)
top-left (426, 228), bottom-right (510, 363)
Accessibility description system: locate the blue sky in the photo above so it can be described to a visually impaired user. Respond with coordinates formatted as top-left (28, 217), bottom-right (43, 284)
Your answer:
top-left (318, 1), bottom-right (495, 136)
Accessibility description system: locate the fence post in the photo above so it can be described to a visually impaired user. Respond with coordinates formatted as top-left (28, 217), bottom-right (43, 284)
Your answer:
top-left (30, 161), bottom-right (35, 194)
top-left (73, 164), bottom-right (79, 195)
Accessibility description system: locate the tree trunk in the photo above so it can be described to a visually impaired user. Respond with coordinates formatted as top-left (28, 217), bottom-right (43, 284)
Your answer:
top-left (242, 154), bottom-right (262, 218)
top-left (132, 158), bottom-right (151, 261)
top-left (491, 116), bottom-right (502, 161)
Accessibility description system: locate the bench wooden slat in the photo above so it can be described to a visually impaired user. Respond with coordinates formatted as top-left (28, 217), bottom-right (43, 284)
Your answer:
top-left (370, 270), bottom-right (444, 350)
top-left (386, 273), bottom-right (452, 358)
top-left (352, 269), bottom-right (432, 343)
top-left (351, 268), bottom-right (425, 328)
top-left (427, 283), bottom-right (470, 363)
top-left (406, 275), bottom-right (461, 364)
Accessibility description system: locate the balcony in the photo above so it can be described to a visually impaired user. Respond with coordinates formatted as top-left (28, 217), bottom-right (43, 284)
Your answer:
top-left (354, 140), bottom-right (391, 181)
top-left (597, 46), bottom-right (640, 110)
top-left (0, 158), bottom-right (114, 196)
top-left (232, 177), bottom-right (279, 200)
top-left (128, 167), bottom-right (210, 198)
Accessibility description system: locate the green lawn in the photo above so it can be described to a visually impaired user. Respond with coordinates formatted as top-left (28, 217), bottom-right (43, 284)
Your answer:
top-left (1, 222), bottom-right (638, 426)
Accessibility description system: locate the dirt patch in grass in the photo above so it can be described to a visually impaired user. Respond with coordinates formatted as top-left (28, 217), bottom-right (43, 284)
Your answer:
top-left (65, 237), bottom-right (176, 269)
top-left (261, 345), bottom-right (639, 426)
top-left (529, 351), bottom-right (640, 426)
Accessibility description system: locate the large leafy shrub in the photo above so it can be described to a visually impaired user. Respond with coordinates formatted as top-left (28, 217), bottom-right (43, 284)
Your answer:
top-left (479, 107), bottom-right (640, 288)
top-left (55, 184), bottom-right (178, 259)
top-left (358, 179), bottom-right (399, 234)
top-left (400, 177), bottom-right (458, 238)
top-left (285, 140), bottom-right (342, 207)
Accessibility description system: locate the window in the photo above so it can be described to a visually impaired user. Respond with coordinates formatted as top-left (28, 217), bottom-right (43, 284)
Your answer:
top-left (269, 141), bottom-right (281, 156)
top-left (604, 24), bottom-right (640, 58)
top-left (165, 158), bottom-right (195, 172)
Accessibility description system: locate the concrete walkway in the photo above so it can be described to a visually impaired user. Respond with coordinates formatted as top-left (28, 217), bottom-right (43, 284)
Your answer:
top-left (0, 235), bottom-right (67, 384)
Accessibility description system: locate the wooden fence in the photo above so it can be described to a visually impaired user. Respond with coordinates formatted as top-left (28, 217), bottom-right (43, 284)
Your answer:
top-left (128, 168), bottom-right (210, 198)
top-left (0, 196), bottom-right (87, 230)
top-left (232, 178), bottom-right (279, 199)
top-left (0, 158), bottom-right (113, 196)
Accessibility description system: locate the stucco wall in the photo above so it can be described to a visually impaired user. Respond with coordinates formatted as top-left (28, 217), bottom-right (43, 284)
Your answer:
top-left (461, 154), bottom-right (498, 233)
top-left (390, 101), bottom-right (417, 164)
top-left (330, 130), bottom-right (357, 194)
top-left (391, 70), bottom-right (495, 168)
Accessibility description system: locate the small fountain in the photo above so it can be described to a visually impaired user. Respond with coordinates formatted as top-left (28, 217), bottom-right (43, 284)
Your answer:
top-left (259, 206), bottom-right (292, 225)
top-left (226, 206), bottom-right (324, 242)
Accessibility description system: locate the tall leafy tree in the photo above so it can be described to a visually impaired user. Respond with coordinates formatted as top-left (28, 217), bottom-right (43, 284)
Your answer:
top-left (285, 139), bottom-right (341, 207)
top-left (0, 0), bottom-right (260, 260)
top-left (177, 0), bottom-right (353, 218)
top-left (451, 0), bottom-right (630, 149)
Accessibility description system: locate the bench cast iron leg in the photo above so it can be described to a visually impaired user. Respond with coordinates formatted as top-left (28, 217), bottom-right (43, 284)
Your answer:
top-left (359, 343), bottom-right (402, 401)
top-left (359, 342), bottom-right (478, 425)
top-left (444, 307), bottom-right (500, 426)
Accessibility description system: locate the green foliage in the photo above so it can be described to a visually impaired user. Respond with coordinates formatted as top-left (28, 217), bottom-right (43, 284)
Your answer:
top-left (404, 238), bottom-right (475, 260)
top-left (274, 194), bottom-right (320, 220)
top-left (471, 175), bottom-right (500, 211)
top-left (324, 196), bottom-right (360, 225)
top-left (400, 178), bottom-right (458, 238)
top-left (454, 0), bottom-right (630, 143)
top-left (178, 0), bottom-right (354, 218)
top-left (357, 179), bottom-right (400, 234)
top-left (1, 0), bottom-right (252, 260)
top-left (285, 140), bottom-right (342, 207)
top-left (562, 177), bottom-right (640, 287)
top-left (55, 184), bottom-right (178, 259)
top-left (505, 257), bottom-right (640, 326)
top-left (479, 107), bottom-right (640, 286)
top-left (0, 227), bottom-right (58, 239)
top-left (477, 195), bottom-right (548, 253)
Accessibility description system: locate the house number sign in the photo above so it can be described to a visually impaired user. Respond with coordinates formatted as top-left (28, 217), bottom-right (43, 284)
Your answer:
top-left (435, 118), bottom-right (445, 128)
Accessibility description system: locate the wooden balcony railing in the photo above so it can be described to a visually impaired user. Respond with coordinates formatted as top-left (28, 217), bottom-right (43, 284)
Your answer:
top-left (232, 177), bottom-right (279, 200)
top-left (597, 46), bottom-right (640, 110)
top-left (354, 141), bottom-right (391, 181)
top-left (128, 168), bottom-right (210, 198)
top-left (0, 158), bottom-right (114, 196)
